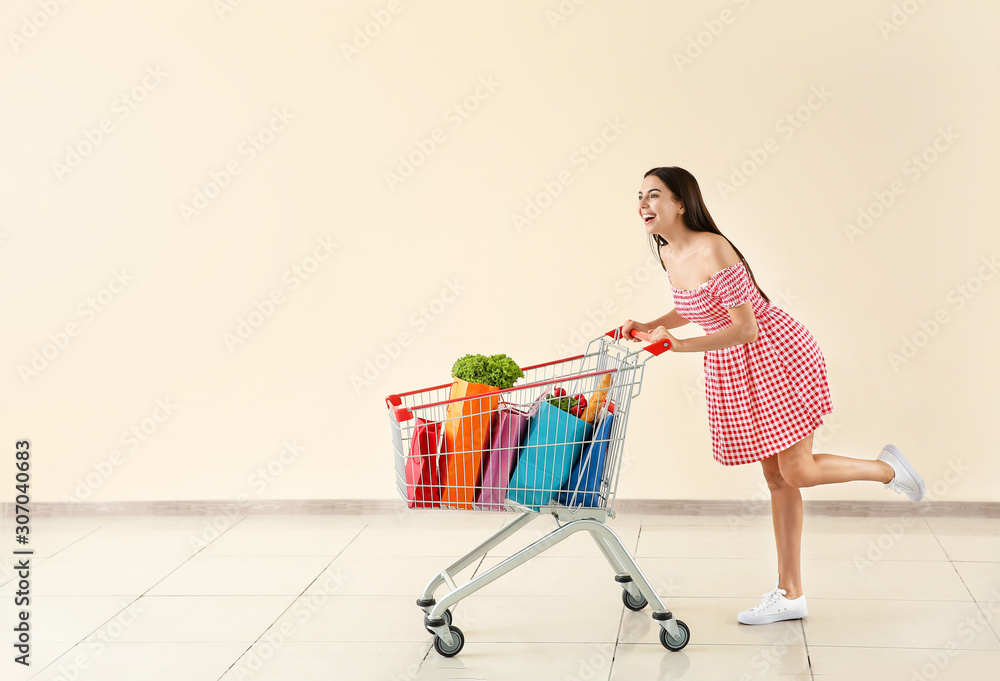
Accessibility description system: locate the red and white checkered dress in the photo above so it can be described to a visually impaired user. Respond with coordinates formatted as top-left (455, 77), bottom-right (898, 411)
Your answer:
top-left (670, 261), bottom-right (833, 466)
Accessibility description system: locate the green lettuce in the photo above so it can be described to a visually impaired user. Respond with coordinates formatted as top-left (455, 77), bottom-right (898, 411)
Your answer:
top-left (451, 353), bottom-right (524, 389)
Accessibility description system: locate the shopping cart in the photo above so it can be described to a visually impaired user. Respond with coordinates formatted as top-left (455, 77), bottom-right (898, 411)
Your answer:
top-left (385, 328), bottom-right (689, 656)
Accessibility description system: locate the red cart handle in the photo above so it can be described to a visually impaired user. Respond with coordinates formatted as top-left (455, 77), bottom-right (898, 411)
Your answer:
top-left (606, 327), bottom-right (672, 356)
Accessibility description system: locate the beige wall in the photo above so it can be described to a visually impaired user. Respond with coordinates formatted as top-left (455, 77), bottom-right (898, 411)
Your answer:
top-left (2, 0), bottom-right (997, 505)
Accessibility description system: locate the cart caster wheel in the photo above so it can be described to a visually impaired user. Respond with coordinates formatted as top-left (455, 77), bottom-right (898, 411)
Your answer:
top-left (622, 589), bottom-right (648, 611)
top-left (433, 626), bottom-right (465, 657)
top-left (423, 608), bottom-right (453, 633)
top-left (659, 620), bottom-right (690, 651)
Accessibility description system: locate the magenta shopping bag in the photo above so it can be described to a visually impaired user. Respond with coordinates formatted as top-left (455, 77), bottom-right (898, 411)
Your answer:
top-left (474, 404), bottom-right (533, 511)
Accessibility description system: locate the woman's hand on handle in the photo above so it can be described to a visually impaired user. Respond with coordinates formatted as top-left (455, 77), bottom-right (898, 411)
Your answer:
top-left (621, 319), bottom-right (650, 342)
top-left (648, 325), bottom-right (681, 351)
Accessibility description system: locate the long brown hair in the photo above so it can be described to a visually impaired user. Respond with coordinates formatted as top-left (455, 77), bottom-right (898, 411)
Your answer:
top-left (644, 166), bottom-right (770, 303)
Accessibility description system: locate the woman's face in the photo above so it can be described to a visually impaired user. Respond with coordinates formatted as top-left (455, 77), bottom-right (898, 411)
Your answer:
top-left (638, 175), bottom-right (684, 236)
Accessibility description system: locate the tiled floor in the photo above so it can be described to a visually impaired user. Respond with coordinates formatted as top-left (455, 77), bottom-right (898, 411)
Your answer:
top-left (1, 511), bottom-right (998, 680)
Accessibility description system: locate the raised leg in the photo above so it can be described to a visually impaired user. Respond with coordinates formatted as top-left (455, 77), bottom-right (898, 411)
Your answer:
top-left (777, 433), bottom-right (893, 488)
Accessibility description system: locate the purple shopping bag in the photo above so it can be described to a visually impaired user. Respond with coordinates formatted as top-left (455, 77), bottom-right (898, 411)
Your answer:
top-left (474, 403), bottom-right (533, 511)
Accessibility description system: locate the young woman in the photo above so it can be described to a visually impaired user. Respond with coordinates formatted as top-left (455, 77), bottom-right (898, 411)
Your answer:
top-left (621, 166), bottom-right (926, 625)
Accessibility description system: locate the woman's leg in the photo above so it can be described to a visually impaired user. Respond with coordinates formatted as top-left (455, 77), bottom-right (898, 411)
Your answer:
top-left (777, 433), bottom-right (894, 488)
top-left (761, 453), bottom-right (804, 600)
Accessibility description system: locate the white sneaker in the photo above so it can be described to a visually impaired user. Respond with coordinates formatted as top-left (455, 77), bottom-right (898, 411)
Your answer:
top-left (878, 444), bottom-right (925, 502)
top-left (737, 586), bottom-right (808, 625)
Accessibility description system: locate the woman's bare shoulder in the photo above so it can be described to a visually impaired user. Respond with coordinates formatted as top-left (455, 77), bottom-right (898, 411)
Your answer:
top-left (698, 232), bottom-right (740, 270)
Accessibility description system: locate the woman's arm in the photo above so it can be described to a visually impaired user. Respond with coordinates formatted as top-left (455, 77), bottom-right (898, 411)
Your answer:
top-left (649, 302), bottom-right (758, 353)
top-left (647, 308), bottom-right (690, 330)
top-left (624, 309), bottom-right (689, 337)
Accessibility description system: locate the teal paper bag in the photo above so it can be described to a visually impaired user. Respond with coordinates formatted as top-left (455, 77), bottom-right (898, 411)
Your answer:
top-left (507, 400), bottom-right (593, 510)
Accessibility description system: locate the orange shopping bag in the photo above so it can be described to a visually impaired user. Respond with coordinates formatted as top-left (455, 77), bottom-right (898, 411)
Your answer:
top-left (440, 378), bottom-right (500, 509)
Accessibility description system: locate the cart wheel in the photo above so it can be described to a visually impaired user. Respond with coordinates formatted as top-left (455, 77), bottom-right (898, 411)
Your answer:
top-left (622, 589), bottom-right (648, 611)
top-left (659, 620), bottom-right (690, 651)
top-left (433, 626), bottom-right (465, 657)
top-left (423, 608), bottom-right (453, 633)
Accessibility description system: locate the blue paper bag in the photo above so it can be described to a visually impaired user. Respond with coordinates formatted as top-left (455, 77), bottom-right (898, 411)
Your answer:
top-left (556, 413), bottom-right (615, 507)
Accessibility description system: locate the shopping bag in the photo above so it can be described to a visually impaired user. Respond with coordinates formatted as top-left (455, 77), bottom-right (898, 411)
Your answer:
top-left (474, 403), bottom-right (533, 511)
top-left (440, 378), bottom-right (501, 509)
top-left (507, 399), bottom-right (594, 510)
top-left (405, 418), bottom-right (444, 509)
top-left (556, 412), bottom-right (615, 507)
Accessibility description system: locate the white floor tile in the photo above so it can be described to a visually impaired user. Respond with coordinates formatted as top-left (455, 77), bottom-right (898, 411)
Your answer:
top-left (338, 523), bottom-right (523, 558)
top-left (636, 524), bottom-right (776, 559)
top-left (952, 561), bottom-right (1000, 603)
top-left (802, 598), bottom-right (1000, 650)
top-left (934, 528), bottom-right (1000, 561)
top-left (454, 594), bottom-right (624, 643)
top-left (808, 645), bottom-right (1000, 680)
top-left (3, 642), bottom-right (83, 681)
top-left (146, 555), bottom-right (331, 596)
top-left (610, 642), bottom-right (811, 680)
top-left (220, 641), bottom-right (431, 681)
top-left (196, 522), bottom-right (363, 557)
top-left (304, 554), bottom-right (484, 597)
top-left (617, 597), bottom-right (804, 647)
top-left (621, 557), bottom-right (783, 600)
top-left (108, 595), bottom-right (292, 642)
top-left (0, 555), bottom-right (186, 597)
top-left (0, 595), bottom-right (137, 645)
top-left (422, 641), bottom-right (620, 681)
top-left (484, 517), bottom-right (643, 558)
top-left (28, 641), bottom-right (252, 681)
top-left (639, 514), bottom-right (775, 528)
top-left (924, 517), bottom-right (1000, 531)
top-left (470, 554), bottom-right (631, 598)
top-left (801, 559), bottom-right (974, 601)
top-left (48, 526), bottom-right (209, 561)
top-left (270, 594), bottom-right (434, 643)
top-left (0, 518), bottom-right (110, 558)
top-left (802, 524), bottom-right (949, 561)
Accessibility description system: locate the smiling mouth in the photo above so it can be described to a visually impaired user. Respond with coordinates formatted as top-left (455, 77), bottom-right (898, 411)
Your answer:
top-left (642, 213), bottom-right (656, 224)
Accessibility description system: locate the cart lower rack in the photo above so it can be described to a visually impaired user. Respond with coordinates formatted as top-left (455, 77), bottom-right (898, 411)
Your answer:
top-left (385, 329), bottom-right (689, 656)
